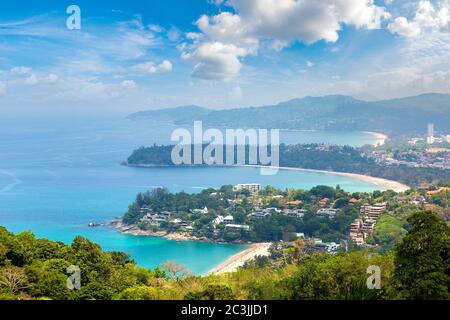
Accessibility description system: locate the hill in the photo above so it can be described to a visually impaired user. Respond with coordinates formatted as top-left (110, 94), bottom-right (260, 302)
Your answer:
top-left (127, 93), bottom-right (450, 135)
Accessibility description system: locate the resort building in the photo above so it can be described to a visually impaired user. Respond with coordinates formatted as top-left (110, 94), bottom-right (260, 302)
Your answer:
top-left (225, 224), bottom-right (250, 231)
top-left (360, 202), bottom-right (387, 220)
top-left (234, 183), bottom-right (261, 195)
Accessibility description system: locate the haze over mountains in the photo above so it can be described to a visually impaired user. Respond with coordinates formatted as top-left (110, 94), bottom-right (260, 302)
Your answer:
top-left (128, 93), bottom-right (450, 135)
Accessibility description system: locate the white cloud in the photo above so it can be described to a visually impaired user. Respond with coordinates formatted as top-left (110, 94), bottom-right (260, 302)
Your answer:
top-left (388, 0), bottom-right (450, 37)
top-left (10, 66), bottom-right (32, 75)
top-left (133, 60), bottom-right (173, 74)
top-left (148, 24), bottom-right (164, 33)
top-left (306, 61), bottom-right (315, 68)
top-left (25, 74), bottom-right (38, 85)
top-left (388, 17), bottom-right (422, 37)
top-left (184, 0), bottom-right (390, 81)
top-left (121, 80), bottom-right (137, 89)
top-left (182, 42), bottom-right (246, 80)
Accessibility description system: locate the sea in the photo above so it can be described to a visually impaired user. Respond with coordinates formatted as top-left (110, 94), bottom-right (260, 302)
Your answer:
top-left (0, 117), bottom-right (379, 274)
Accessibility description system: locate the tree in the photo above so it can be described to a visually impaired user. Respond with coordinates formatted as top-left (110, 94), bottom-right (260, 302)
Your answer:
top-left (0, 266), bottom-right (29, 295)
top-left (161, 261), bottom-right (190, 280)
top-left (185, 284), bottom-right (235, 300)
top-left (394, 211), bottom-right (450, 300)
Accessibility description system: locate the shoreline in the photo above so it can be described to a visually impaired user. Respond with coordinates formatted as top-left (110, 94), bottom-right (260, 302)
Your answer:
top-left (364, 131), bottom-right (388, 147)
top-left (207, 242), bottom-right (272, 275)
top-left (237, 165), bottom-right (410, 193)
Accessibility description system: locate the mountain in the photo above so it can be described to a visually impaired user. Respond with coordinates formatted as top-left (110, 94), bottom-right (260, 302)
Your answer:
top-left (127, 93), bottom-right (450, 135)
top-left (127, 105), bottom-right (210, 122)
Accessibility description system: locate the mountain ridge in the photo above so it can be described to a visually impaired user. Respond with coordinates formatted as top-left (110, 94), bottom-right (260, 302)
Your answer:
top-left (127, 93), bottom-right (450, 135)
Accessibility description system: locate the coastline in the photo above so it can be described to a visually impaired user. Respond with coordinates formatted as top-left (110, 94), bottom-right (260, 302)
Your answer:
top-left (238, 165), bottom-right (410, 193)
top-left (207, 242), bottom-right (272, 275)
top-left (364, 131), bottom-right (388, 147)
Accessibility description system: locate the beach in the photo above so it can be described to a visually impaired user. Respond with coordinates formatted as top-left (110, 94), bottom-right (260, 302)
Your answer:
top-left (208, 243), bottom-right (272, 275)
top-left (239, 165), bottom-right (410, 193)
top-left (364, 131), bottom-right (388, 147)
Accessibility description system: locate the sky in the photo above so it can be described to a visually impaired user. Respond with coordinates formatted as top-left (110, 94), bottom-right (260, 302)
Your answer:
top-left (0, 0), bottom-right (450, 117)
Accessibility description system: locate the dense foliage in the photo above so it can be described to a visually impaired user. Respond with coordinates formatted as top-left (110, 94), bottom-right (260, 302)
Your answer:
top-left (122, 185), bottom-right (361, 243)
top-left (126, 144), bottom-right (450, 188)
top-left (1, 211), bottom-right (448, 300)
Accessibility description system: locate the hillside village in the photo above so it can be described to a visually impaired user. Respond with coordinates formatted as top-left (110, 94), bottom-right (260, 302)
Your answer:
top-left (118, 182), bottom-right (450, 255)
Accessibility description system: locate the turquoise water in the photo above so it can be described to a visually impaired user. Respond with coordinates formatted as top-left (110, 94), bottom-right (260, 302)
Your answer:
top-left (0, 118), bottom-right (379, 274)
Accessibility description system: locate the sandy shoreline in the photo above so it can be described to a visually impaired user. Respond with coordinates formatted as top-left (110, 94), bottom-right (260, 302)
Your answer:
top-left (364, 131), bottom-right (388, 147)
top-left (208, 242), bottom-right (272, 275)
top-left (239, 165), bottom-right (410, 192)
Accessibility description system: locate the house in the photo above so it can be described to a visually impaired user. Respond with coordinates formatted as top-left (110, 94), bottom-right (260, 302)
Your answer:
top-left (223, 215), bottom-right (234, 224)
top-left (170, 218), bottom-right (183, 225)
top-left (316, 208), bottom-right (339, 218)
top-left (326, 242), bottom-right (340, 254)
top-left (296, 233), bottom-right (305, 239)
top-left (225, 224), bottom-right (250, 231)
top-left (286, 200), bottom-right (303, 206)
top-left (283, 208), bottom-right (307, 218)
top-left (251, 211), bottom-right (272, 219)
top-left (192, 207), bottom-right (209, 214)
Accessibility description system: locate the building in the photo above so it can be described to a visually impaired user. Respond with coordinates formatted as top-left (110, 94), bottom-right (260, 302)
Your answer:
top-left (223, 215), bottom-right (234, 224)
top-left (251, 211), bottom-right (272, 219)
top-left (360, 203), bottom-right (387, 220)
top-left (225, 224), bottom-right (250, 231)
top-left (316, 208), bottom-right (339, 218)
top-left (234, 183), bottom-right (261, 195)
top-left (427, 123), bottom-right (435, 145)
top-left (362, 219), bottom-right (377, 236)
top-left (192, 206), bottom-right (209, 214)
top-left (283, 208), bottom-right (307, 218)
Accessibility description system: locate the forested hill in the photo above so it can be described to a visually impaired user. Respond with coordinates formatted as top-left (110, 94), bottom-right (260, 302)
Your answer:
top-left (125, 144), bottom-right (450, 188)
top-left (127, 93), bottom-right (450, 135)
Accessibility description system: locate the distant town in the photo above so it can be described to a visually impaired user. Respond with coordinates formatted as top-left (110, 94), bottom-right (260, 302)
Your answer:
top-left (366, 123), bottom-right (450, 170)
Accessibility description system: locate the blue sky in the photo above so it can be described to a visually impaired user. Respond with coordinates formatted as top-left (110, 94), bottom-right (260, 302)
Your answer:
top-left (1, 0), bottom-right (450, 116)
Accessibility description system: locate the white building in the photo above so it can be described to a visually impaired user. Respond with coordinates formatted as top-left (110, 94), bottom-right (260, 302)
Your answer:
top-left (225, 224), bottom-right (250, 231)
top-left (234, 183), bottom-right (261, 194)
top-left (192, 206), bottom-right (209, 214)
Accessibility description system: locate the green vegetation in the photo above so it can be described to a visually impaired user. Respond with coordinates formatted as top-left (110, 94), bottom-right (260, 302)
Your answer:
top-left (127, 93), bottom-right (450, 135)
top-left (122, 185), bottom-right (361, 243)
top-left (1, 211), bottom-right (448, 300)
top-left (126, 144), bottom-right (450, 188)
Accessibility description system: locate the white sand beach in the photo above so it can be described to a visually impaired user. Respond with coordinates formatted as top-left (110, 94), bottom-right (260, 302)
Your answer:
top-left (364, 131), bottom-right (388, 146)
top-left (239, 165), bottom-right (410, 193)
top-left (208, 243), bottom-right (272, 275)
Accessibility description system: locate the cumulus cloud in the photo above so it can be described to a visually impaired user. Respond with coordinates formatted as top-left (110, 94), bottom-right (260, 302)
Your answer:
top-left (25, 74), bottom-right (38, 85)
top-left (10, 66), bottom-right (32, 75)
top-left (183, 0), bottom-right (390, 81)
top-left (133, 60), bottom-right (173, 74)
top-left (182, 42), bottom-right (246, 80)
top-left (388, 0), bottom-right (450, 37)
